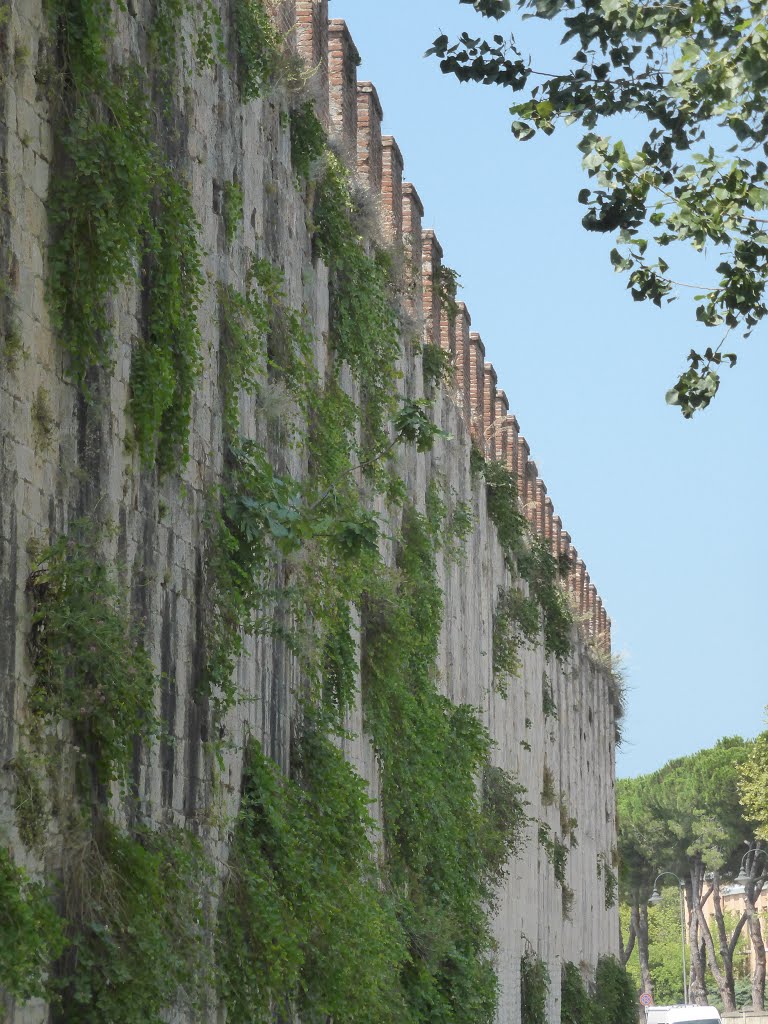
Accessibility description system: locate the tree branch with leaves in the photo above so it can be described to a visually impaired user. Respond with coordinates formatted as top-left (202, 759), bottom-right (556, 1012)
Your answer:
top-left (429, 0), bottom-right (768, 415)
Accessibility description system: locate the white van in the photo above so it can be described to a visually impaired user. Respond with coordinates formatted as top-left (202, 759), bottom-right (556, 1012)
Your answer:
top-left (645, 1007), bottom-right (722, 1024)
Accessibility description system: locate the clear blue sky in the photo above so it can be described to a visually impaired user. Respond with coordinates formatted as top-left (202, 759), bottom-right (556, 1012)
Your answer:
top-left (332, 0), bottom-right (768, 779)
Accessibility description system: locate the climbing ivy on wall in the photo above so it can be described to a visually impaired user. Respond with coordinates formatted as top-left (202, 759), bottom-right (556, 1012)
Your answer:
top-left (46, 0), bottom-right (207, 472)
top-left (362, 506), bottom-right (528, 1021)
top-left (0, 848), bottom-right (64, 1003)
top-left (202, 111), bottom-right (530, 1020)
top-left (492, 584), bottom-right (541, 692)
top-left (55, 821), bottom-right (213, 1024)
top-left (218, 729), bottom-right (406, 1024)
top-left (521, 947), bottom-right (550, 1024)
top-left (4, 0), bottom-right (596, 1020)
top-left (27, 528), bottom-right (160, 788)
top-left (480, 457), bottom-right (574, 660)
top-left (15, 527), bottom-right (213, 1023)
top-left (561, 957), bottom-right (638, 1024)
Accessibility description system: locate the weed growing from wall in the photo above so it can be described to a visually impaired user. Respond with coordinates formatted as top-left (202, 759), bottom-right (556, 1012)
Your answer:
top-left (2, 318), bottom-right (24, 372)
top-left (129, 174), bottom-right (204, 472)
top-left (289, 100), bottom-right (326, 182)
top-left (11, 749), bottom-right (49, 850)
top-left (218, 729), bottom-right (406, 1024)
top-left (54, 820), bottom-right (212, 1024)
top-left (492, 585), bottom-right (540, 692)
top-left (232, 0), bottom-right (285, 100)
top-left (479, 458), bottom-right (574, 660)
top-left (362, 505), bottom-right (528, 1022)
top-left (26, 529), bottom-right (160, 787)
top-left (421, 341), bottom-right (455, 391)
top-left (561, 961), bottom-right (593, 1024)
top-left (436, 264), bottom-right (461, 322)
top-left (314, 153), bottom-right (402, 462)
top-left (31, 386), bottom-right (54, 451)
top-left (537, 822), bottom-right (569, 885)
top-left (222, 180), bottom-right (244, 246)
top-left (596, 851), bottom-right (618, 910)
top-left (542, 671), bottom-right (558, 719)
top-left (592, 955), bottom-right (637, 1024)
top-left (46, 0), bottom-right (205, 472)
top-left (0, 847), bottom-right (65, 1002)
top-left (541, 761), bottom-right (556, 806)
top-left (558, 792), bottom-right (578, 847)
top-left (520, 947), bottom-right (550, 1024)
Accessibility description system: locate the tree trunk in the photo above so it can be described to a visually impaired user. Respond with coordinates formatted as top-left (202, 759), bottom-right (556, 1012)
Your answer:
top-left (687, 869), bottom-right (708, 1005)
top-left (749, 911), bottom-right (765, 1011)
top-left (710, 871), bottom-right (737, 1011)
top-left (745, 874), bottom-right (766, 1011)
top-left (622, 911), bottom-right (636, 967)
top-left (633, 901), bottom-right (653, 995)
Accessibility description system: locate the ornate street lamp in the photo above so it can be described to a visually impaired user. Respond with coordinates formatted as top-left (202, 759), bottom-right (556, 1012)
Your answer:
top-left (648, 871), bottom-right (688, 1004)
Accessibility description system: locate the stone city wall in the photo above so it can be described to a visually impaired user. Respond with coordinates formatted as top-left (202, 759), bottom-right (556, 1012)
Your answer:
top-left (0, 0), bottom-right (620, 1020)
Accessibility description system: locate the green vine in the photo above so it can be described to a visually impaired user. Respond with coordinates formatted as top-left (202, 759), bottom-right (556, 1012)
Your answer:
top-left (425, 477), bottom-right (474, 567)
top-left (232, 0), bottom-right (285, 101)
top-left (218, 729), bottom-right (405, 1024)
top-left (362, 505), bottom-right (527, 1022)
top-left (26, 527), bottom-right (160, 787)
top-left (596, 851), bottom-right (618, 910)
top-left (222, 180), bottom-right (244, 247)
top-left (47, 66), bottom-right (154, 379)
top-left (537, 821), bottom-right (569, 889)
top-left (129, 173), bottom-right (204, 472)
top-left (520, 946), bottom-right (549, 1024)
top-left (289, 100), bottom-right (326, 182)
top-left (149, 0), bottom-right (224, 70)
top-left (46, 0), bottom-right (205, 472)
top-left (479, 458), bottom-right (573, 659)
top-left (314, 153), bottom-right (402, 461)
top-left (0, 847), bottom-right (65, 1003)
top-left (19, 528), bottom-right (213, 1019)
top-left (561, 962), bottom-right (593, 1024)
top-left (421, 341), bottom-right (455, 391)
top-left (56, 821), bottom-right (213, 1024)
top-left (492, 585), bottom-right (540, 692)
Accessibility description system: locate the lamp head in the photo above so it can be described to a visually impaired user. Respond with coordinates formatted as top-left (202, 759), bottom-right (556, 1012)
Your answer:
top-left (735, 868), bottom-right (751, 886)
top-left (648, 889), bottom-right (662, 906)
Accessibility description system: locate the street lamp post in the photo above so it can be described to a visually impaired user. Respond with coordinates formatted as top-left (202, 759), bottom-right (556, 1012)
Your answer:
top-left (734, 847), bottom-right (768, 887)
top-left (649, 871), bottom-right (688, 1005)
